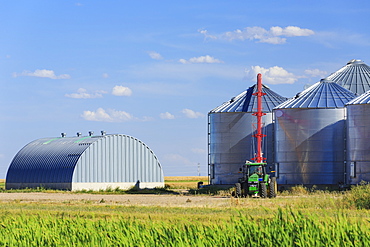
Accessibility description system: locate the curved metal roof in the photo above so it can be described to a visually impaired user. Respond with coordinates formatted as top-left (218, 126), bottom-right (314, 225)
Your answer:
top-left (346, 90), bottom-right (370, 105)
top-left (210, 84), bottom-right (288, 113)
top-left (326, 59), bottom-right (370, 95)
top-left (6, 134), bottom-right (163, 189)
top-left (6, 135), bottom-right (99, 185)
top-left (276, 79), bottom-right (356, 109)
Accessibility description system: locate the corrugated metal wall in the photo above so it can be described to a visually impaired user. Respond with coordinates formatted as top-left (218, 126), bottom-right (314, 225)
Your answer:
top-left (346, 92), bottom-right (370, 184)
top-left (6, 134), bottom-right (163, 190)
top-left (72, 134), bottom-right (163, 183)
top-left (274, 80), bottom-right (356, 186)
top-left (208, 84), bottom-right (287, 185)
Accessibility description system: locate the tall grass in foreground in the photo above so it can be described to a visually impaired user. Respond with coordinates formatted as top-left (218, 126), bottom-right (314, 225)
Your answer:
top-left (0, 208), bottom-right (369, 246)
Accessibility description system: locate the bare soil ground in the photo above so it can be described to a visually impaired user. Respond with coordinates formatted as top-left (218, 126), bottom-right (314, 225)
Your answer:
top-left (0, 192), bottom-right (232, 208)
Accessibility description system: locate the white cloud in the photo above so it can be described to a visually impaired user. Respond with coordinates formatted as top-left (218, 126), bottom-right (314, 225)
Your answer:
top-left (65, 88), bottom-right (106, 99)
top-left (81, 108), bottom-right (134, 122)
top-left (112, 85), bottom-right (132, 96)
top-left (198, 29), bottom-right (217, 41)
top-left (245, 65), bottom-right (298, 84)
top-left (304, 69), bottom-right (328, 78)
top-left (81, 108), bottom-right (152, 122)
top-left (13, 69), bottom-right (71, 79)
top-left (102, 73), bottom-right (109, 78)
top-left (148, 51), bottom-right (163, 60)
top-left (200, 26), bottom-right (314, 44)
top-left (182, 109), bottom-right (204, 118)
top-left (270, 26), bottom-right (314, 37)
top-left (160, 112), bottom-right (175, 119)
top-left (179, 55), bottom-right (223, 64)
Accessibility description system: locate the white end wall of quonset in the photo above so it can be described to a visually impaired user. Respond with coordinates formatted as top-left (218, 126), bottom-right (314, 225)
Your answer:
top-left (72, 134), bottom-right (164, 184)
top-left (71, 182), bottom-right (165, 191)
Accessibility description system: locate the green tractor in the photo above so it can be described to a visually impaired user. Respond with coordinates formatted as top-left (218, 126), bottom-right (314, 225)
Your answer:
top-left (235, 162), bottom-right (277, 198)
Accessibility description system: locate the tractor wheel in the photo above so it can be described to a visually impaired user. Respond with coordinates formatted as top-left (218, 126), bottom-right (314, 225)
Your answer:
top-left (269, 177), bottom-right (277, 198)
top-left (260, 183), bottom-right (267, 198)
top-left (235, 183), bottom-right (242, 198)
top-left (242, 183), bottom-right (249, 197)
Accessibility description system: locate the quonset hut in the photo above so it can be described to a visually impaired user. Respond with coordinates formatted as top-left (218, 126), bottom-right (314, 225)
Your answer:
top-left (345, 92), bottom-right (370, 185)
top-left (208, 84), bottom-right (287, 185)
top-left (327, 59), bottom-right (370, 95)
top-left (6, 133), bottom-right (164, 190)
top-left (274, 79), bottom-right (356, 187)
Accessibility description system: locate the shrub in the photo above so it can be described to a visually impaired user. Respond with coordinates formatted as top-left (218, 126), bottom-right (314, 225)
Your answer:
top-left (343, 182), bottom-right (370, 209)
top-left (290, 185), bottom-right (309, 195)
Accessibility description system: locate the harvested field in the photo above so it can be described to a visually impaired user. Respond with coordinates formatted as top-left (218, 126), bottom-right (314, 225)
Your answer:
top-left (164, 176), bottom-right (208, 189)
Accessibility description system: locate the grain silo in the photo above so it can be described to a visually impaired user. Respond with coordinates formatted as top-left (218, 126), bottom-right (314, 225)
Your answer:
top-left (274, 79), bottom-right (356, 187)
top-left (326, 59), bottom-right (370, 95)
top-left (208, 84), bottom-right (287, 185)
top-left (345, 92), bottom-right (370, 185)
top-left (6, 133), bottom-right (164, 190)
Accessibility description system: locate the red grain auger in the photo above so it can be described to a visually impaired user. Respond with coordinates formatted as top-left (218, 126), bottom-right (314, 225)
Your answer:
top-left (234, 74), bottom-right (277, 198)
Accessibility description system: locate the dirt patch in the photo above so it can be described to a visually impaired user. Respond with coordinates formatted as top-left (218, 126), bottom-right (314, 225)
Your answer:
top-left (0, 192), bottom-right (232, 208)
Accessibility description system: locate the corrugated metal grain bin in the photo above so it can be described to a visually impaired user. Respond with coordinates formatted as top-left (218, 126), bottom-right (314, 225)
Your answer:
top-left (326, 59), bottom-right (370, 95)
top-left (346, 92), bottom-right (370, 184)
top-left (208, 84), bottom-right (287, 185)
top-left (274, 79), bottom-right (356, 187)
top-left (6, 133), bottom-right (164, 190)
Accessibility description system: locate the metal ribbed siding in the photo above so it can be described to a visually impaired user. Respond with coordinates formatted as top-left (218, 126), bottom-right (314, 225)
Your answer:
top-left (327, 59), bottom-right (370, 95)
top-left (6, 136), bottom-right (97, 189)
top-left (6, 134), bottom-right (163, 190)
top-left (275, 108), bottom-right (347, 185)
top-left (72, 135), bottom-right (163, 183)
top-left (209, 84), bottom-right (287, 185)
top-left (274, 79), bottom-right (356, 186)
top-left (345, 92), bottom-right (370, 184)
top-left (209, 113), bottom-right (275, 184)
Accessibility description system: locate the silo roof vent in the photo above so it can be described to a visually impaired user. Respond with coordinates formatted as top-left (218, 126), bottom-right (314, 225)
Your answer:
top-left (347, 59), bottom-right (364, 65)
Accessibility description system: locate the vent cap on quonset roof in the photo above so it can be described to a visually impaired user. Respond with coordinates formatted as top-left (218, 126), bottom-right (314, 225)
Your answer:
top-left (210, 84), bottom-right (287, 113)
top-left (326, 59), bottom-right (370, 95)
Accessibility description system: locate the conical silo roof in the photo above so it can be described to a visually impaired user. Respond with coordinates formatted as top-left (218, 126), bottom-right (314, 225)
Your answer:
top-left (210, 84), bottom-right (288, 113)
top-left (346, 90), bottom-right (370, 105)
top-left (276, 79), bottom-right (356, 109)
top-left (326, 59), bottom-right (370, 95)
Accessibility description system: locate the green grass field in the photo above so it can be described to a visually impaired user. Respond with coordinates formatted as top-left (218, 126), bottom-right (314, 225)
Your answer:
top-left (0, 198), bottom-right (369, 246)
top-left (1, 178), bottom-right (370, 246)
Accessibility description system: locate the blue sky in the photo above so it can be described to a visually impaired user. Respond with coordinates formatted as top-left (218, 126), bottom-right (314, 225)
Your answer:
top-left (1, 1), bottom-right (369, 178)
